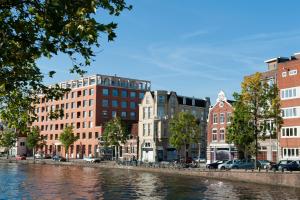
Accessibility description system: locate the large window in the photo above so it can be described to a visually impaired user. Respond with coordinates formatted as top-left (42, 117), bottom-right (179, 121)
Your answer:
top-left (112, 100), bottom-right (118, 107)
top-left (281, 127), bottom-right (298, 137)
top-left (213, 114), bottom-right (218, 124)
top-left (121, 101), bottom-right (127, 108)
top-left (220, 113), bottom-right (225, 124)
top-left (227, 112), bottom-right (231, 123)
top-left (121, 112), bottom-right (127, 118)
top-left (220, 129), bottom-right (225, 142)
top-left (130, 102), bottom-right (136, 109)
top-left (283, 148), bottom-right (299, 158)
top-left (121, 90), bottom-right (127, 98)
top-left (112, 89), bottom-right (118, 97)
top-left (89, 88), bottom-right (94, 95)
top-left (102, 100), bottom-right (109, 107)
top-left (212, 129), bottom-right (217, 142)
top-left (102, 88), bottom-right (109, 96)
top-left (130, 91), bottom-right (136, 98)
top-left (281, 88), bottom-right (297, 100)
top-left (282, 107), bottom-right (298, 118)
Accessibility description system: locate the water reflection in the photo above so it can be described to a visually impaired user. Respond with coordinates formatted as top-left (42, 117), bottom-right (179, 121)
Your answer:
top-left (0, 163), bottom-right (299, 200)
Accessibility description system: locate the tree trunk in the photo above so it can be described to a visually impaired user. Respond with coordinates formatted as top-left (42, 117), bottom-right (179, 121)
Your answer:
top-left (6, 149), bottom-right (9, 159)
top-left (66, 147), bottom-right (69, 162)
top-left (33, 148), bottom-right (36, 163)
top-left (115, 146), bottom-right (118, 161)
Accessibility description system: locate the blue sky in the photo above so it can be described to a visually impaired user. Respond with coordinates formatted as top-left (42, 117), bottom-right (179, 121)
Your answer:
top-left (38, 0), bottom-right (300, 102)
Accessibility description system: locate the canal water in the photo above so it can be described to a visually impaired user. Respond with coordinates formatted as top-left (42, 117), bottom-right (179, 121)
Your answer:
top-left (0, 163), bottom-right (299, 200)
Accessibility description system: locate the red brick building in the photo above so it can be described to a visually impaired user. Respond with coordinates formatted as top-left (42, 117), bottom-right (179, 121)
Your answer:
top-left (273, 54), bottom-right (300, 160)
top-left (207, 91), bottom-right (237, 163)
top-left (32, 74), bottom-right (150, 158)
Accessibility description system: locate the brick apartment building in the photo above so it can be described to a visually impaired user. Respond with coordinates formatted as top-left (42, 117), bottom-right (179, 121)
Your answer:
top-left (32, 74), bottom-right (150, 158)
top-left (206, 91), bottom-right (237, 163)
top-left (268, 53), bottom-right (300, 160)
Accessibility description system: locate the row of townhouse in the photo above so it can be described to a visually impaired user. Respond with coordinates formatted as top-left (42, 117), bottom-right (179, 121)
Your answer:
top-left (207, 53), bottom-right (300, 163)
top-left (29, 74), bottom-right (211, 161)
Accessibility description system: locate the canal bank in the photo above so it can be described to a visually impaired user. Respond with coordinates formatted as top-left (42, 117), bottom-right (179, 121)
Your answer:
top-left (1, 158), bottom-right (299, 189)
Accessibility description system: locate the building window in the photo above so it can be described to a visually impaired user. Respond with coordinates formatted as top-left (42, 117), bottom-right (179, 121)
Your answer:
top-left (121, 112), bottom-right (127, 118)
top-left (281, 127), bottom-right (298, 137)
top-left (212, 129), bottom-right (217, 142)
top-left (89, 99), bottom-right (94, 106)
top-left (121, 90), bottom-right (127, 98)
top-left (139, 93), bottom-right (144, 99)
top-left (82, 132), bottom-right (86, 139)
top-left (95, 132), bottom-right (99, 139)
top-left (82, 122), bottom-right (87, 128)
top-left (89, 110), bottom-right (93, 117)
top-left (83, 89), bottom-right (87, 96)
top-left (102, 110), bottom-right (108, 117)
top-left (112, 100), bottom-right (118, 107)
top-left (148, 107), bottom-right (151, 118)
top-left (282, 71), bottom-right (287, 77)
top-left (283, 148), bottom-right (299, 158)
top-left (112, 111), bottom-right (117, 118)
top-left (227, 113), bottom-right (231, 123)
top-left (89, 88), bottom-right (94, 95)
top-left (158, 95), bottom-right (165, 104)
top-left (102, 99), bottom-right (109, 107)
top-left (143, 124), bottom-right (146, 136)
top-left (281, 88), bottom-right (297, 100)
top-left (220, 113), bottom-right (225, 124)
top-left (102, 88), bottom-right (109, 96)
top-left (130, 92), bottom-right (136, 98)
top-left (220, 129), bottom-right (225, 142)
top-left (130, 102), bottom-right (136, 109)
top-left (289, 69), bottom-right (297, 76)
top-left (282, 107), bottom-right (298, 118)
top-left (112, 89), bottom-right (118, 97)
top-left (83, 111), bottom-right (87, 118)
top-left (89, 122), bottom-right (93, 128)
top-left (121, 101), bottom-right (127, 108)
top-left (148, 124), bottom-right (151, 136)
top-left (88, 132), bottom-right (92, 139)
top-left (130, 112), bottom-right (136, 119)
top-left (213, 114), bottom-right (218, 124)
top-left (77, 91), bottom-right (81, 97)
top-left (158, 107), bottom-right (165, 118)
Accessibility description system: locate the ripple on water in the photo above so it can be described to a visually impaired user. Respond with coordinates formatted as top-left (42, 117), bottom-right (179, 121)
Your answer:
top-left (0, 163), bottom-right (299, 200)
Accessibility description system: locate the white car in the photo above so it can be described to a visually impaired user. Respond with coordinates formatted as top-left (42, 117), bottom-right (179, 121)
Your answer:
top-left (218, 160), bottom-right (239, 170)
top-left (34, 153), bottom-right (44, 159)
top-left (83, 157), bottom-right (100, 163)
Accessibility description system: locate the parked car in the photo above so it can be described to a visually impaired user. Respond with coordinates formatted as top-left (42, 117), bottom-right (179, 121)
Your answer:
top-left (258, 160), bottom-right (274, 169)
top-left (206, 160), bottom-right (227, 169)
top-left (230, 160), bottom-right (255, 169)
top-left (270, 160), bottom-right (293, 171)
top-left (52, 155), bottom-right (66, 162)
top-left (278, 160), bottom-right (300, 171)
top-left (16, 155), bottom-right (26, 160)
top-left (218, 160), bottom-right (240, 170)
top-left (44, 154), bottom-right (52, 159)
top-left (83, 157), bottom-right (101, 163)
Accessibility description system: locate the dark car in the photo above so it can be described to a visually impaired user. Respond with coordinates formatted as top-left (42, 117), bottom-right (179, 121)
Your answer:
top-left (230, 160), bottom-right (255, 169)
top-left (270, 160), bottom-right (293, 171)
top-left (279, 160), bottom-right (300, 171)
top-left (52, 155), bottom-right (66, 162)
top-left (206, 160), bottom-right (227, 169)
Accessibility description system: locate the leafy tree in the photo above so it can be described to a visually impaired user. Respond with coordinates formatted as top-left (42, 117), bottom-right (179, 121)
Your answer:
top-left (0, 1), bottom-right (131, 132)
top-left (0, 129), bottom-right (17, 159)
top-left (26, 126), bottom-right (43, 161)
top-left (226, 93), bottom-right (255, 159)
top-left (169, 112), bottom-right (200, 162)
top-left (59, 125), bottom-right (79, 161)
top-left (227, 73), bottom-right (282, 168)
top-left (102, 117), bottom-right (128, 161)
